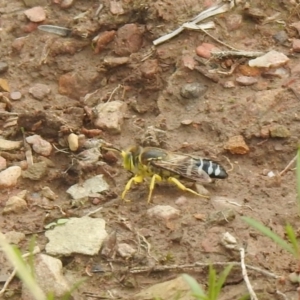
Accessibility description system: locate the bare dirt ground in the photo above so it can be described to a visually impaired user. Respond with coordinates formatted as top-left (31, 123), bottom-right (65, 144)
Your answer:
top-left (1, 0), bottom-right (300, 299)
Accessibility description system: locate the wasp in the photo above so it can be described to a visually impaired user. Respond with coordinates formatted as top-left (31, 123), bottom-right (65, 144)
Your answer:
top-left (102, 145), bottom-right (228, 203)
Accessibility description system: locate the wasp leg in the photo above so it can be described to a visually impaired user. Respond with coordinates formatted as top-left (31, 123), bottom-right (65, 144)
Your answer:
top-left (148, 174), bottom-right (162, 203)
top-left (167, 177), bottom-right (209, 199)
top-left (122, 175), bottom-right (144, 202)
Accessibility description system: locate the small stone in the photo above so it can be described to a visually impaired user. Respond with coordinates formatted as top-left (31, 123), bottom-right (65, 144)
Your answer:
top-left (0, 139), bottom-right (22, 150)
top-left (67, 133), bottom-right (79, 151)
top-left (196, 43), bottom-right (218, 59)
top-left (221, 232), bottom-right (237, 249)
top-left (41, 186), bottom-right (57, 201)
top-left (140, 59), bottom-right (159, 79)
top-left (94, 31), bottom-right (116, 54)
top-left (260, 126), bottom-right (270, 138)
top-left (238, 65), bottom-right (261, 77)
top-left (249, 50), bottom-right (289, 68)
top-left (4, 231), bottom-right (26, 245)
top-left (175, 196), bottom-right (188, 206)
top-left (66, 175), bottom-right (109, 200)
top-left (292, 39), bottom-right (300, 52)
top-left (22, 161), bottom-right (48, 180)
top-left (193, 213), bottom-right (206, 221)
top-left (0, 156), bottom-right (7, 171)
top-left (208, 209), bottom-right (235, 226)
top-left (60, 0), bottom-right (74, 8)
top-left (0, 62), bottom-right (8, 74)
top-left (269, 124), bottom-right (291, 138)
top-left (117, 243), bottom-right (136, 258)
top-left (0, 166), bottom-right (21, 188)
top-left (110, 0), bottom-right (125, 15)
top-left (24, 6), bottom-right (46, 22)
top-left (180, 119), bottom-right (193, 125)
top-left (226, 14), bottom-right (243, 31)
top-left (29, 83), bottom-right (51, 100)
top-left (26, 135), bottom-right (52, 156)
top-left (10, 91), bottom-right (22, 100)
top-left (147, 205), bottom-right (180, 221)
top-left (224, 135), bottom-right (250, 154)
top-left (93, 100), bottom-right (127, 134)
top-left (289, 272), bottom-right (300, 283)
top-left (236, 76), bottom-right (258, 86)
top-left (223, 81), bottom-right (235, 88)
top-left (0, 78), bottom-right (10, 92)
top-left (45, 217), bottom-right (108, 255)
top-left (180, 83), bottom-right (207, 99)
top-left (11, 37), bottom-right (26, 52)
top-left (195, 184), bottom-right (210, 197)
top-left (3, 196), bottom-right (27, 214)
top-left (181, 53), bottom-right (196, 70)
top-left (273, 31), bottom-right (288, 44)
top-left (114, 24), bottom-right (143, 56)
top-left (103, 56), bottom-right (129, 67)
top-left (22, 254), bottom-right (70, 298)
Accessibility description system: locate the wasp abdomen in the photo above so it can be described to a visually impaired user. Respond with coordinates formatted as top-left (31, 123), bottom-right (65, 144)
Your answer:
top-left (196, 159), bottom-right (228, 179)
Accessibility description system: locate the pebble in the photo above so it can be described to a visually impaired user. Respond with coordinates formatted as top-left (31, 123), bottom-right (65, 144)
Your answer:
top-left (273, 30), bottom-right (288, 44)
top-left (221, 232), bottom-right (237, 250)
top-left (22, 254), bottom-right (70, 299)
top-left (225, 14), bottom-right (243, 31)
top-left (147, 205), bottom-right (180, 221)
top-left (269, 124), bottom-right (291, 138)
top-left (26, 134), bottom-right (52, 156)
top-left (223, 80), bottom-right (235, 88)
top-left (45, 217), bottom-right (108, 255)
top-left (0, 78), bottom-right (10, 92)
top-left (103, 56), bottom-right (129, 67)
top-left (24, 6), bottom-right (46, 22)
top-left (67, 133), bottom-right (79, 151)
top-left (248, 50), bottom-right (289, 68)
top-left (29, 83), bottom-right (51, 100)
top-left (0, 156), bottom-right (7, 171)
top-left (60, 0), bottom-right (74, 9)
top-left (140, 59), bottom-right (159, 79)
top-left (66, 175), bottom-right (109, 200)
top-left (195, 184), bottom-right (210, 197)
top-left (10, 91), bottom-right (22, 100)
top-left (180, 119), bottom-right (193, 125)
top-left (238, 65), bottom-right (261, 76)
top-left (174, 196), bottom-right (188, 206)
top-left (94, 31), bottom-right (116, 54)
top-left (208, 209), bottom-right (236, 226)
top-left (0, 166), bottom-right (22, 188)
top-left (3, 196), bottom-right (27, 214)
top-left (0, 139), bottom-right (22, 150)
top-left (114, 24), bottom-right (143, 56)
top-left (236, 76), bottom-right (258, 86)
top-left (180, 82), bottom-right (207, 99)
top-left (110, 0), bottom-right (125, 15)
top-left (181, 53), bottom-right (196, 70)
top-left (22, 161), bottom-right (48, 180)
top-left (292, 39), bottom-right (300, 52)
top-left (196, 43), bottom-right (218, 59)
top-left (41, 186), bottom-right (57, 201)
top-left (117, 243), bottom-right (136, 258)
top-left (4, 231), bottom-right (26, 245)
top-left (0, 62), bottom-right (8, 74)
top-left (93, 100), bottom-right (127, 134)
top-left (224, 135), bottom-right (249, 154)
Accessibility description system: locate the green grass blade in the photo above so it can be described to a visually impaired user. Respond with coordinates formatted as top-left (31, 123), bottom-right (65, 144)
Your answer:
top-left (215, 265), bottom-right (233, 297)
top-left (207, 265), bottom-right (216, 300)
top-left (285, 224), bottom-right (299, 259)
top-left (182, 274), bottom-right (206, 299)
top-left (242, 217), bottom-right (295, 256)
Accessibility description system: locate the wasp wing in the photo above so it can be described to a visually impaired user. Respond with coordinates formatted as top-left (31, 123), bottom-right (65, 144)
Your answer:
top-left (150, 152), bottom-right (212, 183)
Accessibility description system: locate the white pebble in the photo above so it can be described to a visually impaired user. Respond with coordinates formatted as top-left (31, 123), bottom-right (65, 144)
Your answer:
top-left (67, 133), bottom-right (79, 151)
top-left (26, 135), bottom-right (52, 156)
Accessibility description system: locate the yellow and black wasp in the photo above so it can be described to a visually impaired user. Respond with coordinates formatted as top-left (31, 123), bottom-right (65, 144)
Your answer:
top-left (102, 145), bottom-right (228, 203)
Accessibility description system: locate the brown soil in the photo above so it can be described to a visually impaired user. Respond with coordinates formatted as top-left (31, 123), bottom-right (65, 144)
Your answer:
top-left (1, 0), bottom-right (300, 299)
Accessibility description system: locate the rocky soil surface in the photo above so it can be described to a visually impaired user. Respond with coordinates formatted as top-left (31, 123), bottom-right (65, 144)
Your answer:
top-left (1, 0), bottom-right (300, 299)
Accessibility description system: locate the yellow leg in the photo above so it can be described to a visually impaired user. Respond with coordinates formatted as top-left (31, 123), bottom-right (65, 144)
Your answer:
top-left (148, 174), bottom-right (162, 203)
top-left (122, 175), bottom-right (144, 202)
top-left (167, 177), bottom-right (209, 199)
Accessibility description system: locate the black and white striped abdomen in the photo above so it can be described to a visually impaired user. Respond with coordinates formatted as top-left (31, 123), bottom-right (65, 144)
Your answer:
top-left (196, 158), bottom-right (228, 179)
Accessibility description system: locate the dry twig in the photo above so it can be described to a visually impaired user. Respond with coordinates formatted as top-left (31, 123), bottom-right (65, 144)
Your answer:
top-left (279, 154), bottom-right (297, 176)
top-left (240, 247), bottom-right (258, 300)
